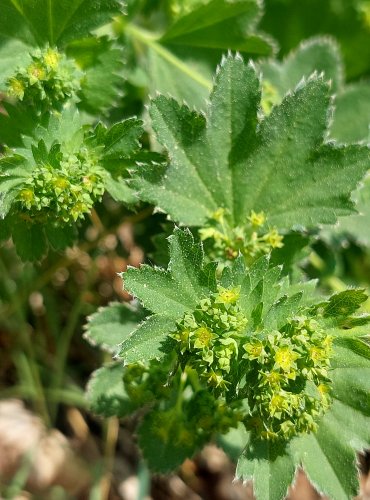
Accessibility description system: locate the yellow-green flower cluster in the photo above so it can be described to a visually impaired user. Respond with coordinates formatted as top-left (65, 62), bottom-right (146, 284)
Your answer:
top-left (7, 47), bottom-right (81, 109)
top-left (127, 362), bottom-right (243, 450)
top-left (171, 286), bottom-right (248, 392)
top-left (123, 360), bottom-right (171, 406)
top-left (199, 209), bottom-right (283, 266)
top-left (188, 390), bottom-right (243, 435)
top-left (17, 149), bottom-right (105, 224)
top-left (243, 316), bottom-right (333, 440)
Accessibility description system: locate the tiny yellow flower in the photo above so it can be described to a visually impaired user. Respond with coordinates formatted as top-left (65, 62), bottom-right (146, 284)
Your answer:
top-left (261, 370), bottom-right (282, 386)
top-left (27, 62), bottom-right (46, 83)
top-left (212, 207), bottom-right (226, 222)
top-left (8, 78), bottom-right (25, 100)
top-left (248, 210), bottom-right (266, 227)
top-left (275, 346), bottom-right (300, 372)
top-left (43, 48), bottom-right (60, 70)
top-left (193, 326), bottom-right (214, 349)
top-left (53, 176), bottom-right (69, 190)
top-left (318, 383), bottom-right (330, 396)
top-left (18, 188), bottom-right (35, 204)
top-left (263, 229), bottom-right (284, 248)
top-left (215, 286), bottom-right (240, 304)
top-left (199, 227), bottom-right (225, 241)
top-left (309, 346), bottom-right (326, 364)
top-left (244, 340), bottom-right (264, 360)
top-left (269, 394), bottom-right (286, 415)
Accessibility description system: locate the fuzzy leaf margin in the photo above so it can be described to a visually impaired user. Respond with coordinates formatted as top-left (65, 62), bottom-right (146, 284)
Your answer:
top-left (134, 54), bottom-right (370, 231)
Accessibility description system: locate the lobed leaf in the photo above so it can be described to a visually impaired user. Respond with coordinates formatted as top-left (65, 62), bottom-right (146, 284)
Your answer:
top-left (67, 36), bottom-right (125, 115)
top-left (86, 363), bottom-right (139, 418)
top-left (330, 82), bottom-right (370, 144)
top-left (122, 228), bottom-right (214, 319)
top-left (260, 37), bottom-right (343, 103)
top-left (136, 54), bottom-right (370, 231)
top-left (321, 289), bottom-right (368, 318)
top-left (3, 0), bottom-right (123, 47)
top-left (236, 438), bottom-right (296, 500)
top-left (84, 302), bottom-right (145, 353)
top-left (119, 228), bottom-right (217, 363)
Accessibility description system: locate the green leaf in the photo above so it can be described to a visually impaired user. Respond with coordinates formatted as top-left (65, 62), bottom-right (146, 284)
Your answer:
top-left (145, 46), bottom-right (211, 110)
top-left (288, 337), bottom-right (370, 500)
top-left (161, 0), bottom-right (273, 54)
top-left (119, 228), bottom-right (217, 363)
top-left (217, 424), bottom-right (249, 462)
top-left (122, 228), bottom-right (214, 318)
top-left (136, 54), bottom-right (370, 230)
top-left (322, 177), bottom-right (370, 246)
top-left (99, 119), bottom-right (143, 160)
top-left (289, 428), bottom-right (358, 500)
top-left (0, 38), bottom-right (32, 90)
top-left (124, 0), bottom-right (274, 108)
top-left (330, 82), bottom-right (370, 143)
top-left (322, 289), bottom-right (368, 318)
top-left (6, 0), bottom-right (123, 47)
top-left (67, 36), bottom-right (125, 115)
top-left (0, 1), bottom-right (36, 45)
top-left (0, 102), bottom-right (42, 148)
top-left (84, 302), bottom-right (145, 353)
top-left (236, 437), bottom-right (296, 500)
top-left (119, 315), bottom-right (176, 364)
top-left (45, 223), bottom-right (77, 251)
top-left (331, 339), bottom-right (370, 417)
top-left (12, 220), bottom-right (48, 261)
top-left (104, 175), bottom-right (138, 205)
top-left (260, 37), bottom-right (343, 106)
top-left (86, 363), bottom-right (139, 418)
top-left (90, 117), bottom-right (145, 205)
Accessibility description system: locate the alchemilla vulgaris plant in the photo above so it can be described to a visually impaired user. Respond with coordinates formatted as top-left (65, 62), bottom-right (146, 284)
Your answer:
top-left (1, 0), bottom-right (370, 498)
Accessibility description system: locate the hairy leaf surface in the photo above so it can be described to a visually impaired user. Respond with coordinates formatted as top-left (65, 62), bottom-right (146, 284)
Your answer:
top-left (136, 54), bottom-right (369, 230)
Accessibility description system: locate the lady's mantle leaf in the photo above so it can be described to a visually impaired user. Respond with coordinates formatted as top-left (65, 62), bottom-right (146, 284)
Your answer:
top-left (161, 0), bottom-right (272, 54)
top-left (86, 363), bottom-right (138, 418)
top-left (67, 36), bottom-right (125, 115)
top-left (135, 54), bottom-right (370, 230)
top-left (288, 338), bottom-right (370, 500)
top-left (121, 227), bottom-right (216, 318)
top-left (260, 36), bottom-right (343, 106)
top-left (321, 289), bottom-right (368, 318)
top-left (84, 302), bottom-right (145, 353)
top-left (2, 0), bottom-right (123, 47)
top-left (236, 438), bottom-right (296, 500)
top-left (330, 82), bottom-right (370, 144)
top-left (119, 228), bottom-right (217, 363)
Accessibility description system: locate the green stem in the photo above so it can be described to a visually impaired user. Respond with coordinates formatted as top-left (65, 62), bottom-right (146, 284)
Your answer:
top-left (174, 370), bottom-right (187, 414)
top-left (49, 271), bottom-right (92, 423)
top-left (186, 366), bottom-right (202, 392)
top-left (0, 257), bottom-right (50, 426)
top-left (124, 23), bottom-right (212, 91)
